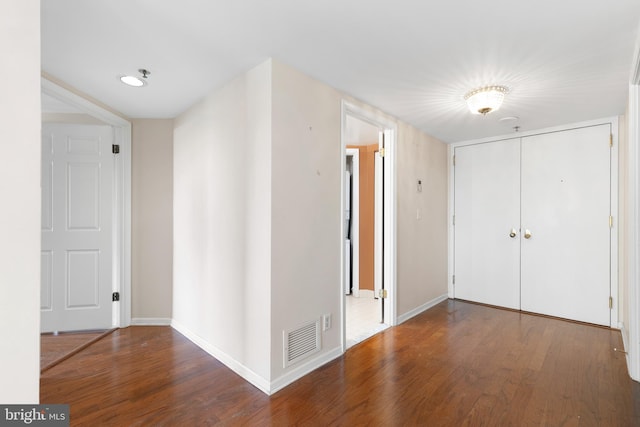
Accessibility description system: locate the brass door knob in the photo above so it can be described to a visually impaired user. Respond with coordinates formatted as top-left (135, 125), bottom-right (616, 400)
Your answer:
top-left (524, 229), bottom-right (532, 239)
top-left (509, 228), bottom-right (517, 238)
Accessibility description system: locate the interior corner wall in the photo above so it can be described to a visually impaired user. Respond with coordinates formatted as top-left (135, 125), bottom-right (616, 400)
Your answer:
top-left (396, 121), bottom-right (448, 315)
top-left (0, 0), bottom-right (41, 403)
top-left (132, 119), bottom-right (174, 321)
top-left (172, 60), bottom-right (272, 386)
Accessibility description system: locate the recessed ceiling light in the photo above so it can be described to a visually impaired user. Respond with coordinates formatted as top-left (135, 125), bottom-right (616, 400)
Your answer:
top-left (499, 116), bottom-right (520, 122)
top-left (120, 75), bottom-right (146, 87)
top-left (119, 69), bottom-right (151, 87)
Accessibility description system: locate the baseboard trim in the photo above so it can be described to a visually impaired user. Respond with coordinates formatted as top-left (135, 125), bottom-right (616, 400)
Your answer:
top-left (131, 317), bottom-right (172, 326)
top-left (397, 294), bottom-right (449, 325)
top-left (619, 322), bottom-right (631, 376)
top-left (270, 346), bottom-right (343, 395)
top-left (171, 319), bottom-right (271, 394)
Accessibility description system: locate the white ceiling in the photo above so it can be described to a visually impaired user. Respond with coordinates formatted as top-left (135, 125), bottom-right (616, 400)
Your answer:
top-left (41, 1), bottom-right (640, 143)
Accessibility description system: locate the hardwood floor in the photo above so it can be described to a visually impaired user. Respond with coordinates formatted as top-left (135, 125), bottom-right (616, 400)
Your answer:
top-left (40, 300), bottom-right (640, 426)
top-left (41, 329), bottom-right (114, 372)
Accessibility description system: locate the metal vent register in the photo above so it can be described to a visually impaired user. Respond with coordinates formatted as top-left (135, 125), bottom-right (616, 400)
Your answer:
top-left (283, 320), bottom-right (321, 367)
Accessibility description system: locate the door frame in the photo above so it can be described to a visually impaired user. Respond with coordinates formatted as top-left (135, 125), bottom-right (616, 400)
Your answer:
top-left (340, 100), bottom-right (397, 352)
top-left (627, 37), bottom-right (640, 380)
top-left (345, 148), bottom-right (360, 296)
top-left (41, 77), bottom-right (132, 329)
top-left (448, 117), bottom-right (619, 324)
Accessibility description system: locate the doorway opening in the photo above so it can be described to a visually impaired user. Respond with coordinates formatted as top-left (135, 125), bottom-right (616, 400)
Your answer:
top-left (341, 102), bottom-right (396, 350)
top-left (40, 78), bottom-right (132, 334)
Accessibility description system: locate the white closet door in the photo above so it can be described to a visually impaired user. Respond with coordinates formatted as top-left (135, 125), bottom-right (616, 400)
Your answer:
top-left (454, 139), bottom-right (521, 309)
top-left (521, 125), bottom-right (611, 326)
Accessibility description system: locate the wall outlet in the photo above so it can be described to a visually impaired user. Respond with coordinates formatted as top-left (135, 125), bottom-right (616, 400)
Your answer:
top-left (322, 313), bottom-right (331, 331)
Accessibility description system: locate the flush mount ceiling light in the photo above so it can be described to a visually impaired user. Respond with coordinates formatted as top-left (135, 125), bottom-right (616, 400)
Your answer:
top-left (464, 85), bottom-right (509, 115)
top-left (119, 68), bottom-right (151, 87)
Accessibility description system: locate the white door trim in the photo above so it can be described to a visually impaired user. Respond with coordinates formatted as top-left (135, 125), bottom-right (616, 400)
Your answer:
top-left (448, 117), bottom-right (619, 324)
top-left (627, 86), bottom-right (640, 380)
top-left (340, 100), bottom-right (397, 352)
top-left (345, 148), bottom-right (360, 296)
top-left (41, 77), bottom-right (132, 329)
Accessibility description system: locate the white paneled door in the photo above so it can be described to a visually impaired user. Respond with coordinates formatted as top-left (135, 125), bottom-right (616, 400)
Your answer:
top-left (521, 125), bottom-right (611, 326)
top-left (454, 139), bottom-right (521, 309)
top-left (453, 124), bottom-right (612, 326)
top-left (41, 124), bottom-right (114, 332)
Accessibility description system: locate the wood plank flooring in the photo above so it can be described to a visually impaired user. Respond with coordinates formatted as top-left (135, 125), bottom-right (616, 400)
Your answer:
top-left (40, 329), bottom-right (113, 372)
top-left (40, 300), bottom-right (640, 426)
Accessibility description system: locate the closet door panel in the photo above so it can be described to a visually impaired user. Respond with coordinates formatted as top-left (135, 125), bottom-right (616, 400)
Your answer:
top-left (454, 139), bottom-right (521, 309)
top-left (520, 125), bottom-right (610, 326)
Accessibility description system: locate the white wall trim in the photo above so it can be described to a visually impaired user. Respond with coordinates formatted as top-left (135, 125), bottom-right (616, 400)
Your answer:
top-left (397, 294), bottom-right (449, 325)
top-left (131, 318), bottom-right (172, 326)
top-left (627, 84), bottom-right (640, 381)
top-left (41, 77), bottom-right (132, 329)
top-left (620, 322), bottom-right (632, 376)
top-left (171, 319), bottom-right (271, 394)
top-left (270, 346), bottom-right (342, 395)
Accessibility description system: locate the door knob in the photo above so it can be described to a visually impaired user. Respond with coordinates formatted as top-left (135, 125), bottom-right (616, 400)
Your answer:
top-left (509, 228), bottom-right (517, 238)
top-left (524, 229), bottom-right (532, 239)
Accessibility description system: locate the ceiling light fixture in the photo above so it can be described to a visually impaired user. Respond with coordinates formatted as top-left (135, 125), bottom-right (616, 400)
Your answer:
top-left (119, 68), bottom-right (151, 87)
top-left (464, 85), bottom-right (509, 115)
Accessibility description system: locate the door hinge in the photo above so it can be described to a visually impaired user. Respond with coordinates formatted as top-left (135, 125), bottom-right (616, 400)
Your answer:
top-left (112, 292), bottom-right (120, 302)
top-left (609, 134), bottom-right (613, 147)
top-left (609, 215), bottom-right (613, 229)
top-left (452, 275), bottom-right (456, 285)
top-left (378, 289), bottom-right (388, 299)
top-left (609, 296), bottom-right (613, 309)
top-left (379, 147), bottom-right (385, 158)
top-left (453, 215), bottom-right (456, 226)
top-left (453, 154), bottom-right (456, 166)
top-left (112, 144), bottom-right (120, 154)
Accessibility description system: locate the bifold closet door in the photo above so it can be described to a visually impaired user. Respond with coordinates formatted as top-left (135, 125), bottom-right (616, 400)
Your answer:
top-left (453, 139), bottom-right (521, 309)
top-left (520, 125), bottom-right (611, 326)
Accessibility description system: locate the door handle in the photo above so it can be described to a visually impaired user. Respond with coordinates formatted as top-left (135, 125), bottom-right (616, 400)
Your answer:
top-left (524, 229), bottom-right (532, 239)
top-left (509, 228), bottom-right (517, 238)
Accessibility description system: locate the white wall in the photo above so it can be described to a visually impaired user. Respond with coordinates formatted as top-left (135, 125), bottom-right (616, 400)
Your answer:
top-left (396, 121), bottom-right (448, 315)
top-left (173, 60), bottom-right (272, 386)
top-left (270, 61), bottom-right (344, 382)
top-left (132, 119), bottom-right (174, 322)
top-left (0, 0), bottom-right (41, 403)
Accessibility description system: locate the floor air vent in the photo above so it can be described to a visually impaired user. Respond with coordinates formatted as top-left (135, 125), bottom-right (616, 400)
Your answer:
top-left (283, 319), bottom-right (321, 368)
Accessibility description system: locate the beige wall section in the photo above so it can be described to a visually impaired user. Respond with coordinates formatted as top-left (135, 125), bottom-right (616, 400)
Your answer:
top-left (132, 119), bottom-right (174, 320)
top-left (396, 121), bottom-right (448, 315)
top-left (0, 0), bottom-right (41, 403)
top-left (173, 60), bottom-right (272, 386)
top-left (270, 60), bottom-right (344, 381)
